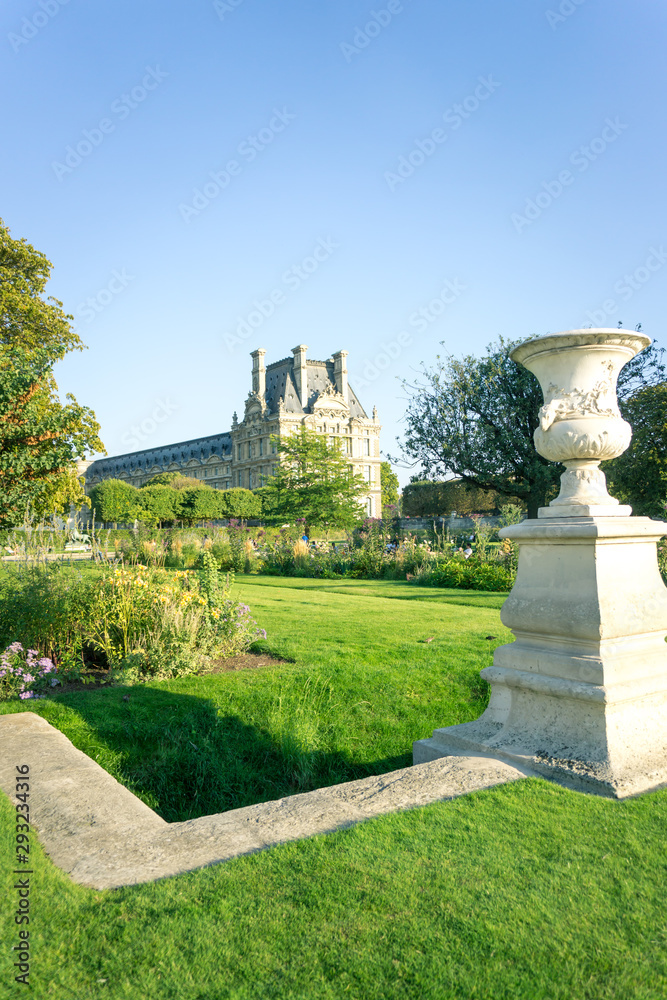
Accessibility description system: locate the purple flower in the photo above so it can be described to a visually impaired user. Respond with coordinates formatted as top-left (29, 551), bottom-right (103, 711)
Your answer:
top-left (19, 691), bottom-right (34, 700)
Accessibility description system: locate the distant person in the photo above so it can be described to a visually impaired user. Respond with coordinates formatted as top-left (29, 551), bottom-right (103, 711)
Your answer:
top-left (463, 544), bottom-right (473, 559)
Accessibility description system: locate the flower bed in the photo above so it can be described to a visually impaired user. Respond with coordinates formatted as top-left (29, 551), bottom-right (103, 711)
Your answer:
top-left (0, 553), bottom-right (265, 696)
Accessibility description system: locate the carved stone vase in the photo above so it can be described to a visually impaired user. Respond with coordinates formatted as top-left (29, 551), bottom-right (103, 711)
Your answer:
top-left (511, 329), bottom-right (650, 515)
top-left (414, 329), bottom-right (667, 798)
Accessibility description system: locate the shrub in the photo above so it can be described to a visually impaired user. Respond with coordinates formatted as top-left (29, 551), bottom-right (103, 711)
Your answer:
top-left (0, 558), bottom-right (266, 685)
top-left (413, 558), bottom-right (514, 592)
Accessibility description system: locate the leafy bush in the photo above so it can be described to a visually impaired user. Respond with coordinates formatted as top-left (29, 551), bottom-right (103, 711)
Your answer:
top-left (412, 558), bottom-right (514, 592)
top-left (0, 557), bottom-right (266, 685)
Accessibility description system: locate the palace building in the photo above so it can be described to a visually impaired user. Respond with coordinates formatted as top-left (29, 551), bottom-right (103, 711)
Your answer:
top-left (85, 346), bottom-right (383, 517)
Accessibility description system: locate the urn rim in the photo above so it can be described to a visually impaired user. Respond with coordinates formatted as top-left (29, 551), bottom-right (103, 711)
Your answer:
top-left (510, 328), bottom-right (651, 367)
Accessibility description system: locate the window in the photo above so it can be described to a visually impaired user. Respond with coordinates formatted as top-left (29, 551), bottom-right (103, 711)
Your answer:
top-left (366, 497), bottom-right (373, 516)
top-left (363, 438), bottom-right (370, 456)
top-left (271, 439), bottom-right (277, 454)
top-left (248, 442), bottom-right (252, 460)
top-left (365, 465), bottom-right (373, 483)
top-left (237, 444), bottom-right (242, 460)
top-left (259, 438), bottom-right (264, 456)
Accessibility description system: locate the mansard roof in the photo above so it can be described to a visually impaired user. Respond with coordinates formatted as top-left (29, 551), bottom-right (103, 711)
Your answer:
top-left (87, 431), bottom-right (231, 479)
top-left (264, 356), bottom-right (367, 419)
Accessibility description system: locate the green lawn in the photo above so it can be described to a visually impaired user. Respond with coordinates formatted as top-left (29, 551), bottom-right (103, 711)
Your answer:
top-left (0, 576), bottom-right (507, 820)
top-left (1, 577), bottom-right (666, 999)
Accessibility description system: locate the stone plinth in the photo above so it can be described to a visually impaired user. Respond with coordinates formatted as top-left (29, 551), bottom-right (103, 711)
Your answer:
top-left (414, 513), bottom-right (667, 797)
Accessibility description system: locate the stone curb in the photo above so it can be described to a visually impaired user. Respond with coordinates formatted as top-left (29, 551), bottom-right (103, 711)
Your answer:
top-left (0, 712), bottom-right (526, 890)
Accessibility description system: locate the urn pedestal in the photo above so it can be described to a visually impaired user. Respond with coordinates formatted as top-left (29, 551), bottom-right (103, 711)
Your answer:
top-left (413, 330), bottom-right (667, 798)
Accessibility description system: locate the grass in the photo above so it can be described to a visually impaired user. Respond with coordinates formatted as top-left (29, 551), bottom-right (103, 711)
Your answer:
top-left (1, 576), bottom-right (666, 998)
top-left (0, 575), bottom-right (506, 820)
top-left (1, 779), bottom-right (666, 999)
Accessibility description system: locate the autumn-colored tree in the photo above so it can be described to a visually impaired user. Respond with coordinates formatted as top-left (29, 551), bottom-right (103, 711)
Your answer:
top-left (0, 220), bottom-right (103, 525)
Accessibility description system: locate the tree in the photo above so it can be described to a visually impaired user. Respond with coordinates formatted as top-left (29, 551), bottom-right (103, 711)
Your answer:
top-left (137, 485), bottom-right (182, 526)
top-left (604, 382), bottom-right (667, 518)
top-left (261, 428), bottom-right (368, 531)
top-left (178, 488), bottom-right (224, 526)
top-left (397, 336), bottom-right (666, 519)
top-left (0, 221), bottom-right (103, 526)
top-left (219, 488), bottom-right (261, 520)
top-left (169, 474), bottom-right (212, 491)
top-left (402, 479), bottom-right (504, 517)
top-left (380, 461), bottom-right (399, 516)
top-left (0, 217), bottom-right (84, 356)
top-left (143, 471), bottom-right (181, 487)
top-left (89, 479), bottom-right (140, 525)
top-left (0, 344), bottom-right (103, 526)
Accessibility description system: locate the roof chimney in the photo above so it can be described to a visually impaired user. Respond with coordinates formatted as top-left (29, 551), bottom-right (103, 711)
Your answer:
top-left (332, 350), bottom-right (348, 400)
top-left (251, 348), bottom-right (266, 399)
top-left (292, 344), bottom-right (308, 409)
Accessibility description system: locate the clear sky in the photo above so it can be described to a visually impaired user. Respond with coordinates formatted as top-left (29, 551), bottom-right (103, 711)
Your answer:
top-left (2, 0), bottom-right (666, 484)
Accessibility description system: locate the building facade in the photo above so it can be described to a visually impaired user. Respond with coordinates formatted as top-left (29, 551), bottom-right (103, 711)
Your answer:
top-left (85, 346), bottom-right (383, 517)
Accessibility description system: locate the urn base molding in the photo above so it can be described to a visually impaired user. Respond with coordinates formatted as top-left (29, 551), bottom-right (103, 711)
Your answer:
top-left (414, 515), bottom-right (667, 798)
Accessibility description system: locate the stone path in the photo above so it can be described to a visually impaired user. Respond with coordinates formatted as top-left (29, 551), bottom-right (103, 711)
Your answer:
top-left (0, 712), bottom-right (527, 890)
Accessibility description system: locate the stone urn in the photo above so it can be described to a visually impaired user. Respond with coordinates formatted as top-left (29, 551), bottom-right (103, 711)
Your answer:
top-left (414, 327), bottom-right (667, 798)
top-left (510, 329), bottom-right (651, 514)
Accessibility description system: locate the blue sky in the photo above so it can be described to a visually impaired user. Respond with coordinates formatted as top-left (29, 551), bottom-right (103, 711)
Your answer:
top-left (2, 0), bottom-right (666, 484)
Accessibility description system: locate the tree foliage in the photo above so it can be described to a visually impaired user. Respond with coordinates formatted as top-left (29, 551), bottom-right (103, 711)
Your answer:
top-left (143, 471), bottom-right (181, 487)
top-left (0, 220), bottom-right (103, 526)
top-left (605, 381), bottom-right (667, 518)
top-left (89, 479), bottom-right (139, 525)
top-left (219, 487), bottom-right (261, 520)
top-left (137, 485), bottom-right (182, 526)
top-left (402, 479), bottom-right (505, 517)
top-left (397, 336), bottom-right (666, 519)
top-left (0, 217), bottom-right (84, 356)
top-left (261, 428), bottom-right (368, 530)
top-left (380, 461), bottom-right (399, 515)
top-left (178, 488), bottom-right (224, 526)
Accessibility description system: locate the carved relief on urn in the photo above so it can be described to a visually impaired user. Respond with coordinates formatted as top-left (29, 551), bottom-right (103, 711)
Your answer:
top-left (511, 330), bottom-right (651, 511)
